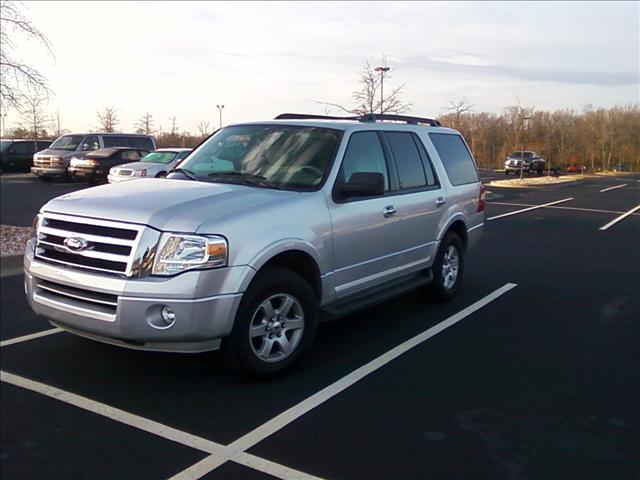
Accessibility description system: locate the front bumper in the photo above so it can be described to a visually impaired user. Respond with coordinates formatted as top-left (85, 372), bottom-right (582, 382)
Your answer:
top-left (107, 174), bottom-right (137, 184)
top-left (24, 240), bottom-right (248, 353)
top-left (31, 166), bottom-right (67, 177)
top-left (68, 166), bottom-right (105, 180)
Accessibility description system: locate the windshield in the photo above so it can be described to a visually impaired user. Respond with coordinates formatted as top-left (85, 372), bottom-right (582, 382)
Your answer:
top-left (509, 151), bottom-right (533, 159)
top-left (141, 151), bottom-right (178, 164)
top-left (173, 125), bottom-right (342, 190)
top-left (0, 140), bottom-right (12, 152)
top-left (50, 135), bottom-right (85, 151)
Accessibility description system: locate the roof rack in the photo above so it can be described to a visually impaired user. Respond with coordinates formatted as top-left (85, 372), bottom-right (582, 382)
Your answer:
top-left (359, 114), bottom-right (441, 126)
top-left (274, 112), bottom-right (441, 127)
top-left (274, 113), bottom-right (360, 121)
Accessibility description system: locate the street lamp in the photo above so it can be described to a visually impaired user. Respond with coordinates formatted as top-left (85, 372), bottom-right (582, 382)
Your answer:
top-left (519, 116), bottom-right (531, 181)
top-left (216, 105), bottom-right (225, 129)
top-left (374, 66), bottom-right (390, 115)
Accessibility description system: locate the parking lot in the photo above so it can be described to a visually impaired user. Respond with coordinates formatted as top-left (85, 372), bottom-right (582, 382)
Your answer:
top-left (1, 171), bottom-right (638, 479)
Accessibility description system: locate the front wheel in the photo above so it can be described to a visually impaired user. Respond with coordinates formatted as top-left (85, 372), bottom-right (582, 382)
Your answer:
top-left (428, 232), bottom-right (464, 302)
top-left (226, 267), bottom-right (318, 377)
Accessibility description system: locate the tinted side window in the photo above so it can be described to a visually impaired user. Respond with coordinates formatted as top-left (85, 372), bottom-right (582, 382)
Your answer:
top-left (386, 132), bottom-right (427, 190)
top-left (177, 150), bottom-right (190, 160)
top-left (130, 137), bottom-right (152, 149)
top-left (121, 150), bottom-right (140, 161)
top-left (37, 141), bottom-right (51, 150)
top-left (339, 132), bottom-right (389, 191)
top-left (429, 133), bottom-right (479, 186)
top-left (12, 142), bottom-right (34, 154)
top-left (81, 135), bottom-right (100, 151)
top-left (103, 136), bottom-right (131, 147)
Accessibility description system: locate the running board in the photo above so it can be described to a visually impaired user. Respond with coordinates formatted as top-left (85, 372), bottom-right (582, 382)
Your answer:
top-left (322, 269), bottom-right (433, 319)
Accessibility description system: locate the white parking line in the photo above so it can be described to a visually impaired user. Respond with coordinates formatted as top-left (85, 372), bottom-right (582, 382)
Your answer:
top-left (0, 370), bottom-right (322, 480)
top-left (487, 202), bottom-right (640, 216)
top-left (599, 205), bottom-right (640, 231)
top-left (0, 327), bottom-right (63, 348)
top-left (600, 184), bottom-right (627, 193)
top-left (487, 198), bottom-right (573, 221)
top-left (169, 283), bottom-right (518, 480)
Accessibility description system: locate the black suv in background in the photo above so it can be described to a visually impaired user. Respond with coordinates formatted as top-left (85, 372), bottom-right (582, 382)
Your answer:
top-left (31, 133), bottom-right (156, 180)
top-left (0, 139), bottom-right (52, 173)
top-left (504, 151), bottom-right (546, 175)
top-left (68, 147), bottom-right (150, 182)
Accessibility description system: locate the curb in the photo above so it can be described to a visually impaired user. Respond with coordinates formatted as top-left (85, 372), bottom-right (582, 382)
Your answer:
top-left (1, 254), bottom-right (24, 278)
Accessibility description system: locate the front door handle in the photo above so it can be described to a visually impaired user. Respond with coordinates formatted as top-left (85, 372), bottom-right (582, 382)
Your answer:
top-left (382, 205), bottom-right (397, 218)
top-left (436, 197), bottom-right (447, 207)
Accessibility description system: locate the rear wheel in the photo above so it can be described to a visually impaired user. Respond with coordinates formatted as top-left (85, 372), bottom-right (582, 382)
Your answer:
top-left (226, 267), bottom-right (318, 377)
top-left (155, 171), bottom-right (167, 178)
top-left (428, 232), bottom-right (464, 302)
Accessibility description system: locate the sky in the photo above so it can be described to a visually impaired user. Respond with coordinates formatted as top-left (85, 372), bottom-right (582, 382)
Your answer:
top-left (6, 1), bottom-right (640, 134)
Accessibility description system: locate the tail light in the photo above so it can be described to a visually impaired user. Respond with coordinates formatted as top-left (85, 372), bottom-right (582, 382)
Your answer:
top-left (477, 185), bottom-right (486, 213)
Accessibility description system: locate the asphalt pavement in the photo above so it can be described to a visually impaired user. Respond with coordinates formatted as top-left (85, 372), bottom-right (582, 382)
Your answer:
top-left (1, 172), bottom-right (638, 479)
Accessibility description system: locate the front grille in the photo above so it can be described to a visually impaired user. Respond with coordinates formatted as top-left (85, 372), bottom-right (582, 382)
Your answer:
top-left (35, 213), bottom-right (144, 276)
top-left (34, 279), bottom-right (118, 322)
top-left (35, 157), bottom-right (64, 167)
top-left (118, 169), bottom-right (133, 176)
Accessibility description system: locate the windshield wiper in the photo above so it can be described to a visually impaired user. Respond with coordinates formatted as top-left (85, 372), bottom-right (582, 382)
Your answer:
top-left (207, 172), bottom-right (281, 190)
top-left (169, 168), bottom-right (198, 181)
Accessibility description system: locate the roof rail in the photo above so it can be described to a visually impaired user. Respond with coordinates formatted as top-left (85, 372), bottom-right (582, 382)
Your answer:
top-left (274, 112), bottom-right (441, 127)
top-left (359, 114), bottom-right (441, 127)
top-left (274, 113), bottom-right (360, 121)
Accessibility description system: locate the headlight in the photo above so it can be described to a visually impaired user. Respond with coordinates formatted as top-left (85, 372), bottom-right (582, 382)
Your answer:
top-left (152, 233), bottom-right (227, 275)
top-left (133, 169), bottom-right (147, 177)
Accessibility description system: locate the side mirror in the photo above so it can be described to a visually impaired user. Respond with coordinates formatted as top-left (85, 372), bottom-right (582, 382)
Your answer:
top-left (335, 172), bottom-right (385, 200)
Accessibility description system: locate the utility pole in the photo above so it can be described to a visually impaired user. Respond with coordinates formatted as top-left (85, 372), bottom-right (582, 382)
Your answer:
top-left (216, 105), bottom-right (225, 129)
top-left (374, 66), bottom-right (390, 115)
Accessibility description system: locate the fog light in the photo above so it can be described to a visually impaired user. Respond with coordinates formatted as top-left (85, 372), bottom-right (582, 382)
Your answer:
top-left (161, 306), bottom-right (176, 324)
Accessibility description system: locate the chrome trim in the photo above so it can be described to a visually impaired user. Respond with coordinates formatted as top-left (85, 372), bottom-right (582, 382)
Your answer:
top-left (39, 242), bottom-right (130, 263)
top-left (43, 212), bottom-right (146, 231)
top-left (33, 291), bottom-right (116, 322)
top-left (32, 254), bottom-right (130, 276)
top-left (334, 241), bottom-right (437, 274)
top-left (37, 283), bottom-right (118, 307)
top-left (39, 226), bottom-right (136, 246)
top-left (335, 257), bottom-right (431, 293)
top-left (468, 223), bottom-right (484, 232)
top-left (119, 293), bottom-right (242, 304)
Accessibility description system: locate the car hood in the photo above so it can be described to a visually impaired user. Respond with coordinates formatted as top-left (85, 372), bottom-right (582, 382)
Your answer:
top-left (42, 178), bottom-right (296, 232)
top-left (112, 162), bottom-right (169, 174)
top-left (34, 148), bottom-right (81, 158)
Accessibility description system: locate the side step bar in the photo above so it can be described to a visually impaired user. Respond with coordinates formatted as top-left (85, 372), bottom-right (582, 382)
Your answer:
top-left (322, 269), bottom-right (434, 319)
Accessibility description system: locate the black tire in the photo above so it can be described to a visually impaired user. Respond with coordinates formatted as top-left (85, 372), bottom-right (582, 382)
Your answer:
top-left (504, 170), bottom-right (509, 175)
top-left (428, 232), bottom-right (464, 302)
top-left (155, 171), bottom-right (166, 178)
top-left (225, 267), bottom-right (318, 377)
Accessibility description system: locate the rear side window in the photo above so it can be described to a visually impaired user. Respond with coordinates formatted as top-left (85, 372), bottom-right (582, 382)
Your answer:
top-left (385, 132), bottom-right (427, 190)
top-left (339, 131), bottom-right (389, 190)
top-left (429, 133), bottom-right (479, 186)
top-left (130, 137), bottom-right (154, 150)
top-left (12, 142), bottom-right (35, 154)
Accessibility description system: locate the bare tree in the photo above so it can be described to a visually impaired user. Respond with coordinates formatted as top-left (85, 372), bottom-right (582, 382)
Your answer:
top-left (96, 106), bottom-right (119, 132)
top-left (135, 111), bottom-right (154, 135)
top-left (168, 117), bottom-right (178, 136)
top-left (318, 59), bottom-right (410, 116)
top-left (49, 107), bottom-right (63, 137)
top-left (20, 94), bottom-right (48, 140)
top-left (197, 121), bottom-right (211, 137)
top-left (0, 1), bottom-right (54, 110)
top-left (446, 98), bottom-right (474, 128)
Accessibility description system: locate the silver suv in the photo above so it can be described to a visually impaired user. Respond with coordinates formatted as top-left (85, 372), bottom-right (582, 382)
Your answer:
top-left (24, 114), bottom-right (485, 376)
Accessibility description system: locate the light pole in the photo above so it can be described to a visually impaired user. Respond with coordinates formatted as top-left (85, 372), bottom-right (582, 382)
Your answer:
top-left (0, 112), bottom-right (7, 138)
top-left (216, 105), bottom-right (225, 129)
top-left (374, 66), bottom-right (390, 115)
top-left (519, 116), bottom-right (531, 181)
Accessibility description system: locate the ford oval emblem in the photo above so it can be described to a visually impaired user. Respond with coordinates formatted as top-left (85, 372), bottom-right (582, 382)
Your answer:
top-left (64, 236), bottom-right (89, 252)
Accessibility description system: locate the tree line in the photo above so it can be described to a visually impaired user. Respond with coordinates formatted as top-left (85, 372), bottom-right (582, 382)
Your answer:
top-left (440, 101), bottom-right (639, 172)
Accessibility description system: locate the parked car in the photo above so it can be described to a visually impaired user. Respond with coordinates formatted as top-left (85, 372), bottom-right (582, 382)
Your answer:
top-left (613, 163), bottom-right (631, 172)
top-left (0, 139), bottom-right (52, 173)
top-left (68, 147), bottom-right (150, 182)
top-left (567, 163), bottom-right (586, 173)
top-left (108, 148), bottom-right (192, 183)
top-left (32, 133), bottom-right (156, 180)
top-left (504, 151), bottom-right (546, 175)
top-left (24, 113), bottom-right (485, 376)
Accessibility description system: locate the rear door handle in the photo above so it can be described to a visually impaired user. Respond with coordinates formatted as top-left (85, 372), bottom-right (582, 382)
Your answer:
top-left (382, 205), bottom-right (397, 218)
top-left (436, 197), bottom-right (446, 207)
